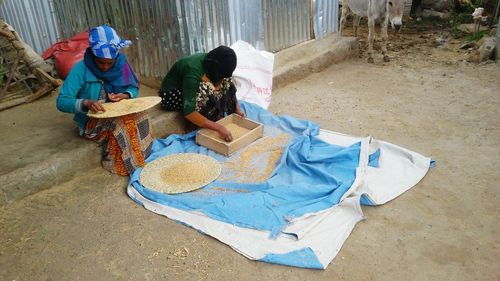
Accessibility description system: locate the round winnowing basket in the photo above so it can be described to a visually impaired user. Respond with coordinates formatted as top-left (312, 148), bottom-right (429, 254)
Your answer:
top-left (87, 96), bottom-right (161, 118)
top-left (140, 153), bottom-right (221, 194)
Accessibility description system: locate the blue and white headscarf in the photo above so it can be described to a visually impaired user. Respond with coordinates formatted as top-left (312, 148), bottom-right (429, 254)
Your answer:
top-left (89, 25), bottom-right (132, 59)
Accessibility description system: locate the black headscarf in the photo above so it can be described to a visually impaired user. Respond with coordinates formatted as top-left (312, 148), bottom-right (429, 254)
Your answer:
top-left (203, 46), bottom-right (237, 85)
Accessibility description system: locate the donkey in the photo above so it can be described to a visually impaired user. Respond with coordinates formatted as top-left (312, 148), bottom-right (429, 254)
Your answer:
top-left (340, 0), bottom-right (404, 63)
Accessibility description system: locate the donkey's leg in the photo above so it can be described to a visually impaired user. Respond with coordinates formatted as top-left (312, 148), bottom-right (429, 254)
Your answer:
top-left (381, 17), bottom-right (390, 62)
top-left (353, 15), bottom-right (362, 37)
top-left (340, 4), bottom-right (348, 35)
top-left (367, 16), bottom-right (375, 63)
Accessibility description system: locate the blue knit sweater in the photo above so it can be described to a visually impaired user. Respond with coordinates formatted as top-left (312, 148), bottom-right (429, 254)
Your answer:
top-left (56, 61), bottom-right (138, 133)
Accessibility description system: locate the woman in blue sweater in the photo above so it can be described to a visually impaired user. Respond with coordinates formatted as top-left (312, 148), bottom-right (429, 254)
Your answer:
top-left (56, 25), bottom-right (153, 176)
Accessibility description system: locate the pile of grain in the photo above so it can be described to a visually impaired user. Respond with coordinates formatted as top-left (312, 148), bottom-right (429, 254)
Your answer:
top-left (160, 162), bottom-right (212, 187)
top-left (223, 123), bottom-right (251, 142)
top-left (204, 123), bottom-right (251, 143)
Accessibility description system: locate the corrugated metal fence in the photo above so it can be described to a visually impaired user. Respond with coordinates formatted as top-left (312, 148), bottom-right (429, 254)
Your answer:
top-left (314, 0), bottom-right (339, 39)
top-left (263, 0), bottom-right (310, 52)
top-left (1, 0), bottom-right (339, 78)
top-left (0, 0), bottom-right (60, 54)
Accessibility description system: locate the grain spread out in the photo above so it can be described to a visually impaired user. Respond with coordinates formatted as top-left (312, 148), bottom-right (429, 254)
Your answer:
top-left (221, 132), bottom-right (290, 183)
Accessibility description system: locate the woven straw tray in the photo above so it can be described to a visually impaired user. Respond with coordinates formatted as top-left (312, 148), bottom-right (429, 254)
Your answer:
top-left (140, 153), bottom-right (221, 194)
top-left (87, 96), bottom-right (161, 119)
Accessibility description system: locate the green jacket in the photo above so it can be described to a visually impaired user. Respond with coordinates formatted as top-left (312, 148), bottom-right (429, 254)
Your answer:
top-left (160, 53), bottom-right (207, 115)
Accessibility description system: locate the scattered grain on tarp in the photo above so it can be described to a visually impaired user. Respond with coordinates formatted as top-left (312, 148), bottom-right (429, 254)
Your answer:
top-left (221, 132), bottom-right (290, 183)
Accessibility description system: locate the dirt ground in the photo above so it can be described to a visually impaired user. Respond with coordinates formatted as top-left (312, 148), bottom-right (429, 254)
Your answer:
top-left (0, 23), bottom-right (499, 280)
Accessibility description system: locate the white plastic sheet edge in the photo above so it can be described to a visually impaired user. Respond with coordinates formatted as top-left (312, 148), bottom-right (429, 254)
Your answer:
top-left (318, 129), bottom-right (432, 205)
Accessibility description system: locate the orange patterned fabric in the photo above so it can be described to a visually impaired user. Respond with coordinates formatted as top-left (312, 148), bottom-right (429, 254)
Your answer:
top-left (84, 112), bottom-right (153, 176)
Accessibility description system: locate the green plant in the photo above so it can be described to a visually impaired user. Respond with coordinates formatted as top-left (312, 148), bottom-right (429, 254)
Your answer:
top-left (450, 27), bottom-right (467, 38)
top-left (450, 13), bottom-right (474, 25)
top-left (467, 29), bottom-right (489, 41)
top-left (448, 12), bottom-right (476, 38)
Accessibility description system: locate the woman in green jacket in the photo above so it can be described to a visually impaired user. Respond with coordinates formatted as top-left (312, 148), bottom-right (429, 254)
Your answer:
top-left (159, 46), bottom-right (244, 142)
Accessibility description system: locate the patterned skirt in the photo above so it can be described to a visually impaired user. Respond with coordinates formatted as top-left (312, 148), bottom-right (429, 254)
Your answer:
top-left (159, 79), bottom-right (238, 122)
top-left (84, 112), bottom-right (153, 176)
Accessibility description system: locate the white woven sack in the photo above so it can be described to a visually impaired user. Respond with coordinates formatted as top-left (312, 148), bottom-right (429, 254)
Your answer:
top-left (231, 41), bottom-right (274, 109)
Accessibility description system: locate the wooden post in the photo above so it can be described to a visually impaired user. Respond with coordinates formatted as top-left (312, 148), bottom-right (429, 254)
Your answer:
top-left (0, 52), bottom-right (22, 99)
top-left (33, 68), bottom-right (63, 87)
top-left (310, 0), bottom-right (315, 40)
top-left (492, 0), bottom-right (500, 28)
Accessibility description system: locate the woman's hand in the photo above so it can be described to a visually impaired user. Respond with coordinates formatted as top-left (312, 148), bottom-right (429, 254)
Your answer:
top-left (187, 112), bottom-right (232, 142)
top-left (235, 101), bottom-right (245, 118)
top-left (235, 109), bottom-right (245, 118)
top-left (108, 93), bottom-right (130, 102)
top-left (84, 100), bottom-right (105, 112)
top-left (217, 124), bottom-right (233, 142)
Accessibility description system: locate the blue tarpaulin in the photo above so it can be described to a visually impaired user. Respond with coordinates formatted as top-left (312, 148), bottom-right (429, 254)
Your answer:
top-left (130, 102), bottom-right (365, 237)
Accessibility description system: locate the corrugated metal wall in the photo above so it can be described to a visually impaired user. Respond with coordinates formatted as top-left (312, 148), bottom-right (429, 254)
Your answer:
top-left (314, 0), bottom-right (339, 39)
top-left (228, 0), bottom-right (265, 50)
top-left (2, 0), bottom-right (340, 78)
top-left (176, 0), bottom-right (232, 54)
top-left (53, 0), bottom-right (187, 78)
top-left (0, 0), bottom-right (60, 54)
top-left (263, 0), bottom-right (310, 52)
top-left (52, 0), bottom-right (265, 78)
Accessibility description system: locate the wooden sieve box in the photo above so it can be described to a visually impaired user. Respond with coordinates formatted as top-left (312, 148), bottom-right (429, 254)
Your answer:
top-left (195, 114), bottom-right (264, 156)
